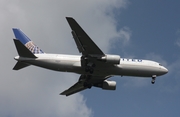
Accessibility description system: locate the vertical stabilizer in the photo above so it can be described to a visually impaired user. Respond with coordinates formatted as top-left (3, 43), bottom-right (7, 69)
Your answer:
top-left (13, 39), bottom-right (37, 58)
top-left (12, 28), bottom-right (43, 70)
top-left (12, 28), bottom-right (44, 54)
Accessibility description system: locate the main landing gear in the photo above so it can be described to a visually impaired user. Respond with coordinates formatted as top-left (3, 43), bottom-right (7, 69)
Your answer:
top-left (85, 62), bottom-right (96, 74)
top-left (83, 81), bottom-right (92, 89)
top-left (79, 75), bottom-right (92, 89)
top-left (151, 75), bottom-right (156, 84)
top-left (81, 56), bottom-right (96, 74)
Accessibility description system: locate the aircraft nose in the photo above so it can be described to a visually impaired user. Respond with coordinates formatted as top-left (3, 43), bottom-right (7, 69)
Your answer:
top-left (161, 66), bottom-right (168, 74)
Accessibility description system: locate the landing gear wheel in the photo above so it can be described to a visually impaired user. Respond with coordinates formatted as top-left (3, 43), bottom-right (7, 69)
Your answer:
top-left (85, 66), bottom-right (94, 73)
top-left (151, 75), bottom-right (156, 84)
top-left (151, 80), bottom-right (155, 84)
top-left (89, 68), bottom-right (94, 74)
top-left (85, 67), bottom-right (89, 72)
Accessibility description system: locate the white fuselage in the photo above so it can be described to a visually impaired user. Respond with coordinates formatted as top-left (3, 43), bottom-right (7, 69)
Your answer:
top-left (14, 54), bottom-right (168, 78)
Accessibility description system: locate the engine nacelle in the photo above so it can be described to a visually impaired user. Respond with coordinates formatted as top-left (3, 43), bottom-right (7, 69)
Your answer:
top-left (99, 55), bottom-right (120, 64)
top-left (102, 80), bottom-right (116, 90)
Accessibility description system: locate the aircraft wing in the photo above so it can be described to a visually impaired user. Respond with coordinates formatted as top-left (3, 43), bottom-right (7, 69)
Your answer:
top-left (66, 17), bottom-right (105, 56)
top-left (60, 81), bottom-right (87, 96)
top-left (60, 75), bottom-right (107, 96)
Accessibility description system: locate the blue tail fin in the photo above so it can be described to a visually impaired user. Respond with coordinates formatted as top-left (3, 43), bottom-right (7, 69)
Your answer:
top-left (12, 28), bottom-right (44, 54)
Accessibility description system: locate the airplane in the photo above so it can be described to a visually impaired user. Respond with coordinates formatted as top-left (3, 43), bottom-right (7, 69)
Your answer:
top-left (12, 17), bottom-right (168, 96)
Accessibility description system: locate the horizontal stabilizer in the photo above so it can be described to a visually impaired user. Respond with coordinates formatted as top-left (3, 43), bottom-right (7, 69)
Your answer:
top-left (13, 62), bottom-right (30, 70)
top-left (13, 39), bottom-right (37, 58)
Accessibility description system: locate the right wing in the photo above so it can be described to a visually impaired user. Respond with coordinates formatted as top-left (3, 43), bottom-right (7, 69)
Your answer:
top-left (66, 17), bottom-right (105, 56)
top-left (60, 81), bottom-right (87, 96)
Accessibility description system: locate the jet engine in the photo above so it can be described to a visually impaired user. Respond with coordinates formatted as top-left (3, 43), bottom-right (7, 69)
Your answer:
top-left (98, 55), bottom-right (120, 64)
top-left (102, 80), bottom-right (116, 90)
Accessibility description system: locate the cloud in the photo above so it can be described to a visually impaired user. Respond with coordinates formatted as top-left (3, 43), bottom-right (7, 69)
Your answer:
top-left (118, 26), bottom-right (132, 44)
top-left (175, 29), bottom-right (180, 47)
top-left (0, 0), bottom-right (128, 117)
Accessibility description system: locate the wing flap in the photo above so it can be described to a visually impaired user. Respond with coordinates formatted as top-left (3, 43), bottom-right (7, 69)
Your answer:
top-left (71, 30), bottom-right (85, 53)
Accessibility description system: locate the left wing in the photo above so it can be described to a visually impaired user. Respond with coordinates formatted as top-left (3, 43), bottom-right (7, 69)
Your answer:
top-left (60, 75), bottom-right (107, 96)
top-left (66, 17), bottom-right (104, 56)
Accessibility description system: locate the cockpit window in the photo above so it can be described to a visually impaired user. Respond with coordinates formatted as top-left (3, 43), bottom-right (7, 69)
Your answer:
top-left (159, 63), bottom-right (162, 66)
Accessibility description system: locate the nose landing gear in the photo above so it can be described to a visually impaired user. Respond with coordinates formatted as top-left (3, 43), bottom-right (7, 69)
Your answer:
top-left (151, 75), bottom-right (156, 84)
